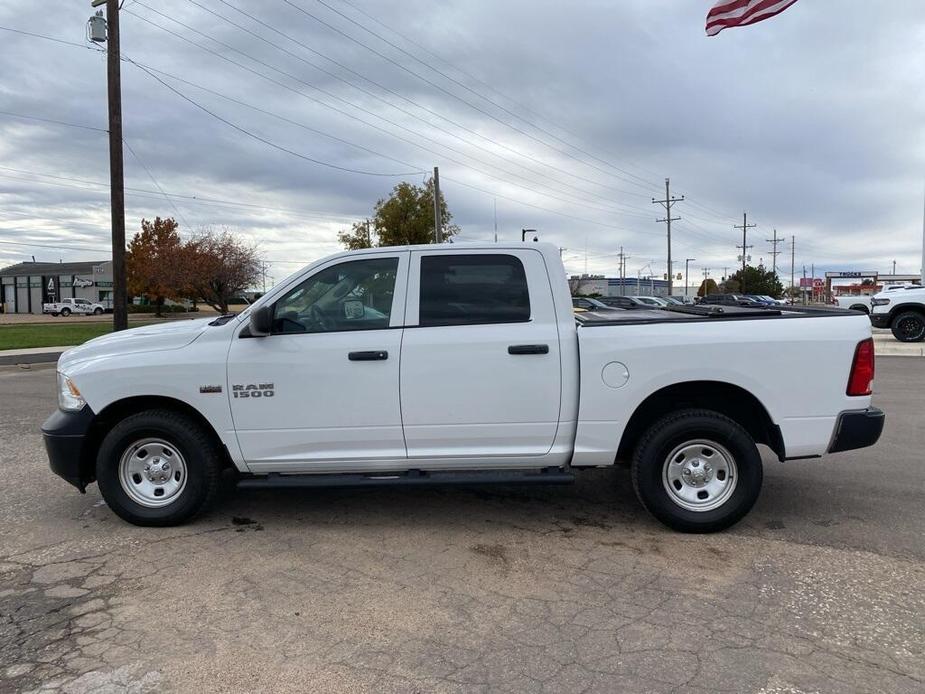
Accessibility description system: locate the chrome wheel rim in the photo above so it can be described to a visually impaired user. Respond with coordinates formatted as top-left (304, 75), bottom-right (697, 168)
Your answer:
top-left (662, 439), bottom-right (737, 512)
top-left (118, 437), bottom-right (188, 508)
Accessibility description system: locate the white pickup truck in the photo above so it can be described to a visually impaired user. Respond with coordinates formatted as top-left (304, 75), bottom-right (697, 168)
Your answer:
top-left (870, 285), bottom-right (925, 341)
top-left (832, 284), bottom-right (915, 314)
top-left (43, 243), bottom-right (883, 532)
top-left (42, 297), bottom-right (105, 316)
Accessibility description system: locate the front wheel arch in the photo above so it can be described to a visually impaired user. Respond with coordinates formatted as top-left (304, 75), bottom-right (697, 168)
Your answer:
top-left (79, 396), bottom-right (233, 489)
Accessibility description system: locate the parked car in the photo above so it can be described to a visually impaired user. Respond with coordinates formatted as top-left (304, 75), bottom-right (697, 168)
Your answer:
top-left (699, 294), bottom-right (767, 308)
top-left (572, 297), bottom-right (619, 312)
top-left (669, 295), bottom-right (696, 305)
top-left (42, 297), bottom-right (105, 317)
top-left (598, 296), bottom-right (652, 310)
top-left (630, 296), bottom-right (668, 307)
top-left (43, 243), bottom-right (883, 533)
top-left (870, 285), bottom-right (925, 341)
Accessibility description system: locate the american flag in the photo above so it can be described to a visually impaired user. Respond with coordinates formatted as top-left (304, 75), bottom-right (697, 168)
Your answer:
top-left (706, 0), bottom-right (800, 36)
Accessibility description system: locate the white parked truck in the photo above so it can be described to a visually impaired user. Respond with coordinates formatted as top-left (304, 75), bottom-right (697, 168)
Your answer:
top-left (42, 297), bottom-right (105, 317)
top-left (870, 285), bottom-right (925, 341)
top-left (43, 244), bottom-right (883, 532)
top-left (832, 284), bottom-right (915, 314)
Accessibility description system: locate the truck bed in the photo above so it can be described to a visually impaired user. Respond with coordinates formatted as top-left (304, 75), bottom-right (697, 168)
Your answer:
top-left (576, 304), bottom-right (849, 326)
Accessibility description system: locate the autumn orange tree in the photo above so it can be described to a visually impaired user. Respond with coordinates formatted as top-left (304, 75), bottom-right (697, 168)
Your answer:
top-left (126, 217), bottom-right (185, 316)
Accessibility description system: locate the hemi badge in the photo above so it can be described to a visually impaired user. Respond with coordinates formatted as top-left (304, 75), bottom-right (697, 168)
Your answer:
top-left (199, 385), bottom-right (223, 394)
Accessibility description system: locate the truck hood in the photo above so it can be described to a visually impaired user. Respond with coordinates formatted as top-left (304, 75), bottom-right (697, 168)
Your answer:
top-left (58, 317), bottom-right (215, 370)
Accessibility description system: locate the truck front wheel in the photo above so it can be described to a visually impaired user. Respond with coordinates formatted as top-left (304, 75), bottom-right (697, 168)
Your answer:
top-left (631, 409), bottom-right (762, 533)
top-left (890, 311), bottom-right (925, 342)
top-left (96, 409), bottom-right (222, 526)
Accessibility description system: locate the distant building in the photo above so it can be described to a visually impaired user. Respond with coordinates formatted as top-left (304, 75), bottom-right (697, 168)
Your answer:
top-left (0, 260), bottom-right (113, 314)
top-left (570, 275), bottom-right (671, 297)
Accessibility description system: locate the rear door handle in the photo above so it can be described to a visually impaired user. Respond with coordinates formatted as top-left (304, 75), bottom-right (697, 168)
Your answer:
top-left (507, 344), bottom-right (549, 355)
top-left (348, 350), bottom-right (389, 361)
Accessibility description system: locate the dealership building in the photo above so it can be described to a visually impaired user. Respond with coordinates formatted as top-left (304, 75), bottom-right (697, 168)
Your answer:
top-left (0, 260), bottom-right (113, 314)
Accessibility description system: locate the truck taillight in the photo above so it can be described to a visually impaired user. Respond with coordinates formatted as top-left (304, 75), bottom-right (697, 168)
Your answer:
top-left (846, 338), bottom-right (875, 396)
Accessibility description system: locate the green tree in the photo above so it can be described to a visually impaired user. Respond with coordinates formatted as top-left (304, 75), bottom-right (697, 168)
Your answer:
top-left (337, 178), bottom-right (459, 249)
top-left (697, 278), bottom-right (719, 297)
top-left (723, 265), bottom-right (784, 297)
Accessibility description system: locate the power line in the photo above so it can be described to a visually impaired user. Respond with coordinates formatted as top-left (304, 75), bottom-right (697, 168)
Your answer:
top-left (309, 0), bottom-right (662, 193)
top-left (122, 137), bottom-right (192, 229)
top-left (130, 3), bottom-right (657, 216)
top-left (193, 0), bottom-right (655, 204)
top-left (0, 110), bottom-right (108, 133)
top-left (333, 0), bottom-right (665, 190)
top-left (280, 0), bottom-right (660, 194)
top-left (134, 63), bottom-right (424, 178)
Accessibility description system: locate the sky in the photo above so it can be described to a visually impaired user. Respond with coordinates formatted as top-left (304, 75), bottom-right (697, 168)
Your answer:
top-left (1, 0), bottom-right (924, 288)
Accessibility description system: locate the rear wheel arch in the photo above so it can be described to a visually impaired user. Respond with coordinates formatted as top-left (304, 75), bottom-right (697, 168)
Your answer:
top-left (616, 381), bottom-right (783, 464)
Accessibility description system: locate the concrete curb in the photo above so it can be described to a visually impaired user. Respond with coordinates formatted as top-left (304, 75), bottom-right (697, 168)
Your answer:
top-left (0, 346), bottom-right (71, 366)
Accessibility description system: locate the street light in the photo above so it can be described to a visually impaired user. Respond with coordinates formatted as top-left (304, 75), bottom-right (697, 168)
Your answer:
top-left (685, 258), bottom-right (696, 297)
top-left (521, 228), bottom-right (538, 242)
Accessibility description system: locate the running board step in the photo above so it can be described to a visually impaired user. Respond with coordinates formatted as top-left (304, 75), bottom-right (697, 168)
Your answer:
top-left (237, 468), bottom-right (575, 489)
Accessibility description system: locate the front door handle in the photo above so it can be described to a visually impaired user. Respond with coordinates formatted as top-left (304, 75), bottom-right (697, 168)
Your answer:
top-left (348, 350), bottom-right (389, 361)
top-left (508, 344), bottom-right (549, 355)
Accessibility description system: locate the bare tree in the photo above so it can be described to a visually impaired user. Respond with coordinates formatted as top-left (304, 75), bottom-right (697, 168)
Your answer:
top-left (182, 230), bottom-right (261, 313)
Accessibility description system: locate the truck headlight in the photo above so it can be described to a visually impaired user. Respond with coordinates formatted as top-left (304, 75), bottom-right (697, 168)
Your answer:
top-left (870, 297), bottom-right (891, 307)
top-left (57, 372), bottom-right (86, 411)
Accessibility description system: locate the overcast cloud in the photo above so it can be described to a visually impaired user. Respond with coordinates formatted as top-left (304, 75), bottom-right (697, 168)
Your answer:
top-left (1, 0), bottom-right (923, 285)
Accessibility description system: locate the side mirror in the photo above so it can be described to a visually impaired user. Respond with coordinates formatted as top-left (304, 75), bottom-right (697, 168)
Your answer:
top-left (249, 305), bottom-right (273, 337)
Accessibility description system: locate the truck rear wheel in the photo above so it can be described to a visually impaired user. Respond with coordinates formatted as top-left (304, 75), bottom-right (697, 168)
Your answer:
top-left (631, 409), bottom-right (762, 533)
top-left (60, 307), bottom-right (71, 317)
top-left (96, 409), bottom-right (222, 526)
top-left (890, 311), bottom-right (925, 342)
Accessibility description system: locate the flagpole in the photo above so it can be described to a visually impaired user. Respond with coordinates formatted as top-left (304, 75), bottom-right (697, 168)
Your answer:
top-left (920, 181), bottom-right (925, 285)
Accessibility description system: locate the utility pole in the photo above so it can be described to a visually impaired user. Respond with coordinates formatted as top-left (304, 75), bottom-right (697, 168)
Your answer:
top-left (432, 166), bottom-right (442, 243)
top-left (734, 212), bottom-right (756, 292)
top-left (767, 228), bottom-right (782, 275)
top-left (892, 259), bottom-right (897, 275)
top-left (652, 178), bottom-right (683, 295)
top-left (493, 198), bottom-right (498, 242)
top-left (685, 258), bottom-right (696, 297)
top-left (790, 236), bottom-right (796, 301)
top-left (365, 218), bottom-right (371, 246)
top-left (802, 264), bottom-right (807, 305)
top-left (90, 0), bottom-right (127, 331)
top-left (617, 247), bottom-right (631, 296)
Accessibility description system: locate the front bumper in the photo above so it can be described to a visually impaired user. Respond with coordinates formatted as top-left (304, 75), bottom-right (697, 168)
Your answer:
top-left (828, 407), bottom-right (885, 454)
top-left (42, 406), bottom-right (95, 492)
top-left (870, 313), bottom-right (891, 329)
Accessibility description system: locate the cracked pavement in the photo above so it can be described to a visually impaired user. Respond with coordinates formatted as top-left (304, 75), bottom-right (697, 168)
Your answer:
top-left (1, 360), bottom-right (923, 693)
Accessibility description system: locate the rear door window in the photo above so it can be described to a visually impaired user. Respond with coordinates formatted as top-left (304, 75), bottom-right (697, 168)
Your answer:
top-left (419, 254), bottom-right (530, 327)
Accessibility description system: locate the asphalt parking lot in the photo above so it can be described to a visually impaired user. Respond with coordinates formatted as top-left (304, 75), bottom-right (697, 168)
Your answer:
top-left (1, 360), bottom-right (922, 693)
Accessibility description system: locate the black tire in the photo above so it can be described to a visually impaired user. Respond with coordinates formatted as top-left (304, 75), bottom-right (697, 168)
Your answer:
top-left (631, 409), bottom-right (763, 533)
top-left (93, 307), bottom-right (103, 315)
top-left (60, 308), bottom-right (71, 317)
top-left (890, 311), bottom-right (925, 342)
top-left (96, 409), bottom-right (222, 526)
